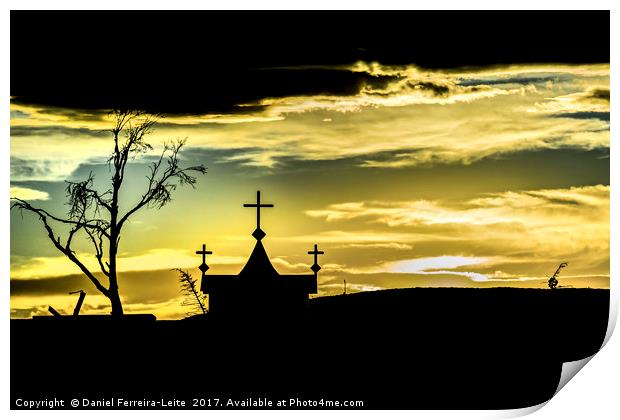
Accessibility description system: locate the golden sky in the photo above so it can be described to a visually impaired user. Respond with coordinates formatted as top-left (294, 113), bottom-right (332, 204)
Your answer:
top-left (10, 63), bottom-right (610, 319)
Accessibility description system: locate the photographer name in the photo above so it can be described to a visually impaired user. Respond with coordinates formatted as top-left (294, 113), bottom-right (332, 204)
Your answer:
top-left (79, 398), bottom-right (186, 408)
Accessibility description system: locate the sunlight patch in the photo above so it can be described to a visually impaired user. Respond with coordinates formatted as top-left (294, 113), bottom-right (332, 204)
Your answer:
top-left (387, 255), bottom-right (490, 273)
top-left (10, 186), bottom-right (50, 201)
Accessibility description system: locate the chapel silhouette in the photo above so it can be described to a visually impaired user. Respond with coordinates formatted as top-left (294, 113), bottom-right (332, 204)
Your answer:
top-left (198, 190), bottom-right (321, 319)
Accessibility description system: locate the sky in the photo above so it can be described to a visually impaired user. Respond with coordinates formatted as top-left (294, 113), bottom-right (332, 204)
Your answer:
top-left (9, 11), bottom-right (610, 319)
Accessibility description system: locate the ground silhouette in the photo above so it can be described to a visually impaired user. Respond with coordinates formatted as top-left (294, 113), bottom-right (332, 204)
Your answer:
top-left (10, 287), bottom-right (609, 409)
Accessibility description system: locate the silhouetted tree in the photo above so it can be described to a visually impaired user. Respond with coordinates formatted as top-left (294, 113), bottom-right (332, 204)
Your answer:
top-left (174, 268), bottom-right (207, 316)
top-left (11, 110), bottom-right (207, 315)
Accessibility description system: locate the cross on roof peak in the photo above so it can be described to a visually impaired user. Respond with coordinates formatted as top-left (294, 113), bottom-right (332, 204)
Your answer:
top-left (243, 190), bottom-right (274, 240)
top-left (196, 243), bottom-right (212, 273)
top-left (308, 243), bottom-right (324, 273)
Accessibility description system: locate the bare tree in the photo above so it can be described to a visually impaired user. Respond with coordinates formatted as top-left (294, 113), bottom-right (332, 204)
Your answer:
top-left (11, 110), bottom-right (207, 316)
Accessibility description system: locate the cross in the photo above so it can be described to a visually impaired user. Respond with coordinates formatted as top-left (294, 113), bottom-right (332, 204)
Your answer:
top-left (308, 243), bottom-right (324, 274)
top-left (244, 190), bottom-right (274, 230)
top-left (196, 244), bottom-right (212, 273)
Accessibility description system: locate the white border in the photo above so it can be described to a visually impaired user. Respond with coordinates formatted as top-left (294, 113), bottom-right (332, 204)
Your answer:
top-left (2, 2), bottom-right (618, 419)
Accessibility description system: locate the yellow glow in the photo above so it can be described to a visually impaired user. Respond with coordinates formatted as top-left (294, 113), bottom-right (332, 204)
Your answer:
top-left (10, 62), bottom-right (610, 319)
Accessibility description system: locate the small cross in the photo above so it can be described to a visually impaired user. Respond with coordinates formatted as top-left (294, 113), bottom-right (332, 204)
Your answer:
top-left (243, 190), bottom-right (274, 240)
top-left (196, 244), bottom-right (212, 273)
top-left (308, 243), bottom-right (324, 274)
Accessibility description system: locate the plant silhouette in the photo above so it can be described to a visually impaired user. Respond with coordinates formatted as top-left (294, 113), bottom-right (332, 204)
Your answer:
top-left (548, 262), bottom-right (568, 289)
top-left (175, 268), bottom-right (208, 316)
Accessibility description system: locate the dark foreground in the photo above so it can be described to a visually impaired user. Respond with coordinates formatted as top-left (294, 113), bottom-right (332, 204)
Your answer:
top-left (11, 288), bottom-right (609, 410)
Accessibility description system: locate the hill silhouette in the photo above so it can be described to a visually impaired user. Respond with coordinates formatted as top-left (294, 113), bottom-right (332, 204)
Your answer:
top-left (11, 287), bottom-right (609, 409)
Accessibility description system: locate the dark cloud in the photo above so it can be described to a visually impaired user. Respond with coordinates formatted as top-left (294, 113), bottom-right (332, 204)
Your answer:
top-left (522, 192), bottom-right (581, 206)
top-left (408, 81), bottom-right (451, 96)
top-left (10, 125), bottom-right (109, 137)
top-left (552, 112), bottom-right (610, 122)
top-left (588, 88), bottom-right (610, 101)
top-left (11, 276), bottom-right (93, 296)
top-left (11, 269), bottom-right (181, 305)
top-left (458, 75), bottom-right (569, 87)
top-left (11, 10), bottom-right (609, 115)
top-left (10, 69), bottom-right (400, 116)
top-left (32, 106), bottom-right (107, 121)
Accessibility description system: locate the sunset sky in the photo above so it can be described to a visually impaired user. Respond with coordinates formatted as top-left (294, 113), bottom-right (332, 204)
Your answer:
top-left (10, 11), bottom-right (610, 319)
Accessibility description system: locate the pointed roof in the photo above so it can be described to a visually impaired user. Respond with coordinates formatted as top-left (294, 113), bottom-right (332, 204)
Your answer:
top-left (238, 240), bottom-right (279, 279)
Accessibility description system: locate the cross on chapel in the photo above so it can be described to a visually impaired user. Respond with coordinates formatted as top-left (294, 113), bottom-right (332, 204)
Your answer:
top-left (196, 244), bottom-right (212, 274)
top-left (308, 243), bottom-right (324, 273)
top-left (243, 190), bottom-right (274, 240)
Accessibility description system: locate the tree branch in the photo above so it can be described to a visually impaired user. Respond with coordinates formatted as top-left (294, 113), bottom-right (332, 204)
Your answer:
top-left (65, 172), bottom-right (112, 217)
top-left (85, 226), bottom-right (110, 277)
top-left (116, 112), bottom-right (158, 187)
top-left (116, 139), bottom-right (206, 229)
top-left (19, 209), bottom-right (110, 297)
top-left (11, 199), bottom-right (110, 238)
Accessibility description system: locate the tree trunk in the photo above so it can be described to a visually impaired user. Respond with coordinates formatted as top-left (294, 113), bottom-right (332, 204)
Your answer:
top-left (109, 287), bottom-right (124, 316)
top-left (108, 240), bottom-right (123, 315)
top-left (108, 237), bottom-right (123, 315)
top-left (109, 164), bottom-right (123, 316)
